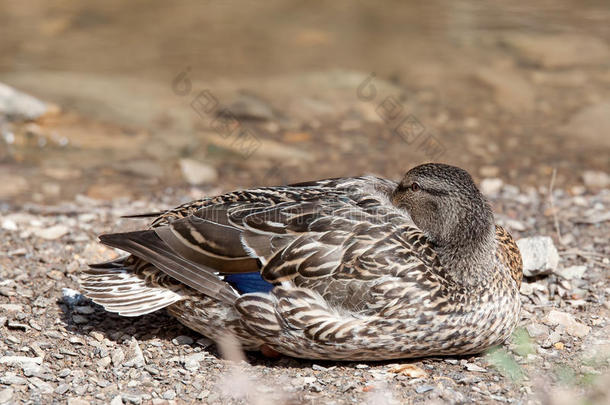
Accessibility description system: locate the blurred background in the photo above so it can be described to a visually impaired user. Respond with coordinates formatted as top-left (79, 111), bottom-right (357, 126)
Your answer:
top-left (0, 0), bottom-right (609, 203)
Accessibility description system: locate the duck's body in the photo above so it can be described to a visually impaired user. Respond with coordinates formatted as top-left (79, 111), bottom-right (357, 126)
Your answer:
top-left (81, 164), bottom-right (522, 360)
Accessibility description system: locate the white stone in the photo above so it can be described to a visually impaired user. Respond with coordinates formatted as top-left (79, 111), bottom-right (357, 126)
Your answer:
top-left (37, 224), bottom-right (69, 240)
top-left (0, 388), bottom-right (13, 404)
top-left (554, 265), bottom-right (587, 280)
top-left (0, 356), bottom-right (43, 367)
top-left (480, 178), bottom-right (504, 195)
top-left (526, 323), bottom-right (550, 338)
top-left (62, 288), bottom-right (82, 306)
top-left (582, 170), bottom-right (609, 188)
top-left (123, 338), bottom-right (145, 368)
top-left (0, 82), bottom-right (48, 121)
top-left (516, 236), bottom-right (559, 277)
top-left (1, 219), bottom-right (17, 231)
top-left (179, 158), bottom-right (218, 185)
top-left (464, 363), bottom-right (487, 372)
top-left (545, 310), bottom-right (591, 338)
top-left (110, 395), bottom-right (123, 405)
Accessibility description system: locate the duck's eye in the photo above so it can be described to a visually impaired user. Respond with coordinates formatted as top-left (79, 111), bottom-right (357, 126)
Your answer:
top-left (410, 183), bottom-right (420, 192)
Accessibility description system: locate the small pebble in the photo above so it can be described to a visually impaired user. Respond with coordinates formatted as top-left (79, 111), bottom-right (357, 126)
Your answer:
top-left (72, 315), bottom-right (88, 324)
top-left (0, 388), bottom-right (14, 404)
top-left (37, 225), bottom-right (69, 240)
top-left (415, 385), bottom-right (434, 394)
top-left (162, 390), bottom-right (176, 400)
top-left (464, 363), bottom-right (487, 372)
top-left (0, 374), bottom-right (27, 385)
top-left (172, 335), bottom-right (194, 346)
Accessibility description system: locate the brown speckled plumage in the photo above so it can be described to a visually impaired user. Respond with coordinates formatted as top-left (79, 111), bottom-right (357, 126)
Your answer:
top-left (80, 163), bottom-right (523, 360)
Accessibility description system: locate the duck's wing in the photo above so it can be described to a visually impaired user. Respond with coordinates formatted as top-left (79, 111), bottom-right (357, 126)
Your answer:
top-left (98, 177), bottom-right (437, 309)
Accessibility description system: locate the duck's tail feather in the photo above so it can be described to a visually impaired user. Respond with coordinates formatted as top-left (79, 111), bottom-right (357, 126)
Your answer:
top-left (81, 257), bottom-right (185, 317)
top-left (98, 230), bottom-right (239, 304)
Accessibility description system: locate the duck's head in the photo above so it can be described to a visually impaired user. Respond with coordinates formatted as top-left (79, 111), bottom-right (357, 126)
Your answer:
top-left (391, 163), bottom-right (494, 248)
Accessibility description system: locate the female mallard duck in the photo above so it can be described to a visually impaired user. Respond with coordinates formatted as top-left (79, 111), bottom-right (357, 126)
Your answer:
top-left (81, 163), bottom-right (522, 360)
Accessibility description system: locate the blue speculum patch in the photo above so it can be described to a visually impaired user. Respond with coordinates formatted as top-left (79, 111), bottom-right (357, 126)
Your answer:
top-left (224, 272), bottom-right (274, 294)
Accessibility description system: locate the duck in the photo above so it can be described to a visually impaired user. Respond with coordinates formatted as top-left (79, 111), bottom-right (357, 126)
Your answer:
top-left (80, 163), bottom-right (523, 360)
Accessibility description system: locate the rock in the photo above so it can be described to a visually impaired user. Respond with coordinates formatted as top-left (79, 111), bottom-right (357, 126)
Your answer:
top-left (72, 314), bottom-right (88, 324)
top-left (58, 368), bottom-right (71, 378)
top-left (123, 338), bottom-right (145, 368)
top-left (0, 82), bottom-right (48, 121)
top-left (111, 348), bottom-right (125, 367)
top-left (302, 376), bottom-right (316, 385)
top-left (0, 356), bottom-right (43, 368)
top-left (67, 399), bottom-right (90, 405)
top-left (61, 288), bottom-right (83, 306)
top-left (0, 373), bottom-right (27, 385)
top-left (526, 323), bottom-right (550, 339)
top-left (0, 303), bottom-right (23, 312)
top-left (22, 363), bottom-right (42, 377)
top-left (121, 393), bottom-right (143, 405)
top-left (74, 305), bottom-right (95, 315)
top-left (196, 337), bottom-right (214, 348)
top-left (183, 353), bottom-right (205, 371)
top-left (480, 178), bottom-right (504, 195)
top-left (516, 236), bottom-right (559, 277)
top-left (0, 388), bottom-right (13, 404)
top-left (29, 376), bottom-right (53, 394)
top-left (415, 385), bottom-right (434, 394)
top-left (564, 103), bottom-right (610, 148)
top-left (464, 363), bottom-right (487, 372)
top-left (97, 356), bottom-right (111, 368)
top-left (162, 390), bottom-right (177, 400)
top-left (545, 310), bottom-right (591, 338)
top-left (7, 320), bottom-right (28, 330)
top-left (37, 225), bottom-right (69, 240)
top-left (151, 400), bottom-right (172, 405)
top-left (110, 395), bottom-right (123, 405)
top-left (227, 93), bottom-right (274, 121)
top-left (503, 34), bottom-right (610, 68)
top-left (388, 364), bottom-right (428, 378)
top-left (179, 159), bottom-right (218, 186)
top-left (1, 219), bottom-right (18, 231)
top-left (541, 331), bottom-right (562, 348)
top-left (554, 265), bottom-right (587, 280)
top-left (582, 170), bottom-right (610, 189)
top-left (172, 335), bottom-right (194, 346)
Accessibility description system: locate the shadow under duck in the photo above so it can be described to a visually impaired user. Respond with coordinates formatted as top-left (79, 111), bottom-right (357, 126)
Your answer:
top-left (81, 163), bottom-right (523, 360)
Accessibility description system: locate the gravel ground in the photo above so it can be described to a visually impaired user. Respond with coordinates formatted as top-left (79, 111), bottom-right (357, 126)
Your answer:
top-left (0, 181), bottom-right (608, 405)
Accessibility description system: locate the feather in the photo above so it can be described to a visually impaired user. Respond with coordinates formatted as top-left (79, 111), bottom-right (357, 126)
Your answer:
top-left (224, 272), bottom-right (274, 294)
top-left (98, 231), bottom-right (238, 304)
top-left (81, 258), bottom-right (184, 316)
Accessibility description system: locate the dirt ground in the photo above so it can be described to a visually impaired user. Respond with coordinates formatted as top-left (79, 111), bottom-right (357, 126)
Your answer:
top-left (0, 179), bottom-right (608, 404)
top-left (1, 1), bottom-right (609, 404)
